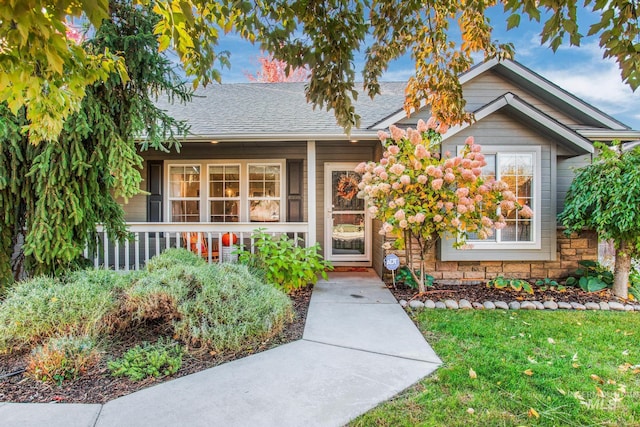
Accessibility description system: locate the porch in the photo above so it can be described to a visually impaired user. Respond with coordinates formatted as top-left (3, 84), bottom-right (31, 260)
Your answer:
top-left (89, 222), bottom-right (309, 271)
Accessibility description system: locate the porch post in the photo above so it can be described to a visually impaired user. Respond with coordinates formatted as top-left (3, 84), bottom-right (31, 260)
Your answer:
top-left (307, 140), bottom-right (316, 247)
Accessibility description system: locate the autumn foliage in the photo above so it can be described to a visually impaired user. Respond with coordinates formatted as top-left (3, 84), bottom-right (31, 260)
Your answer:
top-left (358, 119), bottom-right (528, 292)
top-left (245, 53), bottom-right (309, 83)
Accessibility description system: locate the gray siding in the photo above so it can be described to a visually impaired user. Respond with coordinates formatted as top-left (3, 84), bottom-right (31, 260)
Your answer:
top-left (440, 111), bottom-right (556, 261)
top-left (462, 72), bottom-right (580, 127)
top-left (400, 71), bottom-right (580, 129)
top-left (557, 154), bottom-right (591, 215)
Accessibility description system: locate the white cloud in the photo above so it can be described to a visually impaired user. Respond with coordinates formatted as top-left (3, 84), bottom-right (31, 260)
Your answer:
top-left (528, 43), bottom-right (639, 126)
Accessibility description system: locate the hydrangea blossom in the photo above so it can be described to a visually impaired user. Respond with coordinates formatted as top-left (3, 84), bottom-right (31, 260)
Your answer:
top-left (357, 119), bottom-right (525, 292)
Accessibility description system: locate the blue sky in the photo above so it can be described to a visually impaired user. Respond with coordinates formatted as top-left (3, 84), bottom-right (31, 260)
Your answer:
top-left (214, 6), bottom-right (639, 130)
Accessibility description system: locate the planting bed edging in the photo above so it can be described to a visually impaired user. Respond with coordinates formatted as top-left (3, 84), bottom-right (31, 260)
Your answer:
top-left (400, 299), bottom-right (640, 312)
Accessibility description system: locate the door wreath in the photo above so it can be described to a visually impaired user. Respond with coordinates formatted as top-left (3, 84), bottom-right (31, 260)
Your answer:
top-left (337, 173), bottom-right (359, 200)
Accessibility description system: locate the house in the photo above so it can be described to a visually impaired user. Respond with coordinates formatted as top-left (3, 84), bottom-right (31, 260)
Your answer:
top-left (100, 59), bottom-right (640, 281)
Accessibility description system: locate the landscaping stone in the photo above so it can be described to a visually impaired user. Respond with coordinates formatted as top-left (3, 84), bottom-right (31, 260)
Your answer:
top-left (408, 300), bottom-right (425, 309)
top-left (494, 301), bottom-right (509, 310)
top-left (599, 302), bottom-right (610, 311)
top-left (444, 299), bottom-right (459, 310)
top-left (508, 301), bottom-right (520, 310)
top-left (399, 300), bottom-right (408, 308)
top-left (532, 301), bottom-right (545, 310)
top-left (624, 304), bottom-right (635, 312)
top-left (585, 302), bottom-right (600, 310)
top-left (483, 301), bottom-right (496, 310)
top-left (608, 302), bottom-right (625, 311)
top-left (571, 302), bottom-right (586, 310)
top-left (634, 305), bottom-right (640, 311)
top-left (472, 302), bottom-right (484, 310)
top-left (435, 301), bottom-right (447, 309)
top-left (520, 301), bottom-right (536, 310)
top-left (557, 302), bottom-right (572, 310)
top-left (424, 300), bottom-right (436, 309)
top-left (543, 301), bottom-right (558, 310)
top-left (459, 299), bottom-right (473, 310)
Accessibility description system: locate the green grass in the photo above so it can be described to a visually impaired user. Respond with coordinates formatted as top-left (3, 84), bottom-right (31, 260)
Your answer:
top-left (352, 310), bottom-right (640, 427)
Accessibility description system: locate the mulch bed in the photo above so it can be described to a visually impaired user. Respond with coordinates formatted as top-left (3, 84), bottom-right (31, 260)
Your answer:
top-left (387, 281), bottom-right (624, 306)
top-left (0, 286), bottom-right (312, 404)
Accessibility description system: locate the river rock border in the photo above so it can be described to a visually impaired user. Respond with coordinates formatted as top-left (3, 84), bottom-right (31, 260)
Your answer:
top-left (400, 298), bottom-right (640, 312)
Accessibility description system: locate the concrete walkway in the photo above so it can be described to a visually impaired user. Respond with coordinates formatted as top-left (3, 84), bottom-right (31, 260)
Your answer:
top-left (1, 270), bottom-right (441, 427)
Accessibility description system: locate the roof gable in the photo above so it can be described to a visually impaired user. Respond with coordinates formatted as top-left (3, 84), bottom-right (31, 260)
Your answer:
top-left (442, 92), bottom-right (594, 155)
top-left (460, 59), bottom-right (629, 130)
top-left (372, 59), bottom-right (630, 131)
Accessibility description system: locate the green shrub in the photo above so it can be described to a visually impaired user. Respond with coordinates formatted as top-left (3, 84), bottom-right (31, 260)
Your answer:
top-left (26, 335), bottom-right (100, 385)
top-left (0, 272), bottom-right (119, 351)
top-left (565, 260), bottom-right (614, 292)
top-left (108, 337), bottom-right (183, 381)
top-left (395, 266), bottom-right (433, 289)
top-left (122, 265), bottom-right (200, 323)
top-left (534, 277), bottom-right (566, 291)
top-left (237, 229), bottom-right (332, 293)
top-left (145, 248), bottom-right (206, 272)
top-left (174, 263), bottom-right (293, 351)
top-left (487, 276), bottom-right (533, 294)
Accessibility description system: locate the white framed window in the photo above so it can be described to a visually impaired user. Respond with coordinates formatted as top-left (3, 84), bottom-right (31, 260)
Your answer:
top-left (460, 145), bottom-right (541, 249)
top-left (208, 164), bottom-right (240, 222)
top-left (168, 165), bottom-right (201, 222)
top-left (248, 164), bottom-right (282, 222)
top-left (165, 160), bottom-right (286, 223)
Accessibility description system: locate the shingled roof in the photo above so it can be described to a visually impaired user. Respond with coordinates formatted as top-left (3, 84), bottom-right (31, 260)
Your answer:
top-left (155, 82), bottom-right (407, 140)
top-left (154, 59), bottom-right (638, 143)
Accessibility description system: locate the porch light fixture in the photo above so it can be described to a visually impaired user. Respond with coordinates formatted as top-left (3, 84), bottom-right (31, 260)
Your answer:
top-left (350, 139), bottom-right (358, 144)
top-left (210, 140), bottom-right (219, 144)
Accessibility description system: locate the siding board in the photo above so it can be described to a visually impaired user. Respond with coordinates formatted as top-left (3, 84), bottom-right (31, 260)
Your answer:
top-left (557, 154), bottom-right (591, 214)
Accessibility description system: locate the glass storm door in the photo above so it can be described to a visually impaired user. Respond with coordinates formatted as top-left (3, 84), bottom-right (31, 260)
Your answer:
top-left (324, 163), bottom-right (370, 263)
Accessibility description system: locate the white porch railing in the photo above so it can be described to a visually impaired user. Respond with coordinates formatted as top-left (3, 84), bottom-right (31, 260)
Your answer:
top-left (87, 222), bottom-right (310, 271)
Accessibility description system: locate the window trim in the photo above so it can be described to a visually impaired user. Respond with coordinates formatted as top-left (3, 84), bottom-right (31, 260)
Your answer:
top-left (247, 162), bottom-right (285, 223)
top-left (207, 163), bottom-right (241, 223)
top-left (456, 145), bottom-right (541, 250)
top-left (165, 159), bottom-right (287, 223)
top-left (167, 164), bottom-right (202, 222)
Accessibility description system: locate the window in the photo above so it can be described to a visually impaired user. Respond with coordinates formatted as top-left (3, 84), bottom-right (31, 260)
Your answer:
top-left (166, 161), bottom-right (285, 223)
top-left (208, 165), bottom-right (240, 222)
top-left (499, 153), bottom-right (534, 242)
top-left (461, 146), bottom-right (540, 248)
top-left (169, 165), bottom-right (201, 222)
top-left (248, 164), bottom-right (281, 222)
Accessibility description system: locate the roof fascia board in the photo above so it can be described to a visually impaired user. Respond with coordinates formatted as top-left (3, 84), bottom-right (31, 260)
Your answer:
top-left (577, 129), bottom-right (640, 141)
top-left (177, 132), bottom-right (380, 143)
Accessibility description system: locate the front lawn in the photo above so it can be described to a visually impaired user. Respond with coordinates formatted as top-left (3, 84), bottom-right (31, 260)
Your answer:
top-left (352, 310), bottom-right (640, 426)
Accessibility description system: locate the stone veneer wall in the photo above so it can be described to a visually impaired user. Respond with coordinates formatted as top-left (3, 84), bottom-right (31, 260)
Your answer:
top-left (384, 229), bottom-right (598, 284)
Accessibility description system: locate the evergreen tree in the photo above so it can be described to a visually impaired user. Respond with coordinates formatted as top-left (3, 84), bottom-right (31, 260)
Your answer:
top-left (0, 0), bottom-right (190, 287)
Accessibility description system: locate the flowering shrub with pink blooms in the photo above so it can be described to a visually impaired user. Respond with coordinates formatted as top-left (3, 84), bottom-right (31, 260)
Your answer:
top-left (357, 118), bottom-right (521, 292)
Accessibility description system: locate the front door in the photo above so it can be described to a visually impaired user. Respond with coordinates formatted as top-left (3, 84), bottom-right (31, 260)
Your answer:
top-left (324, 163), bottom-right (371, 264)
